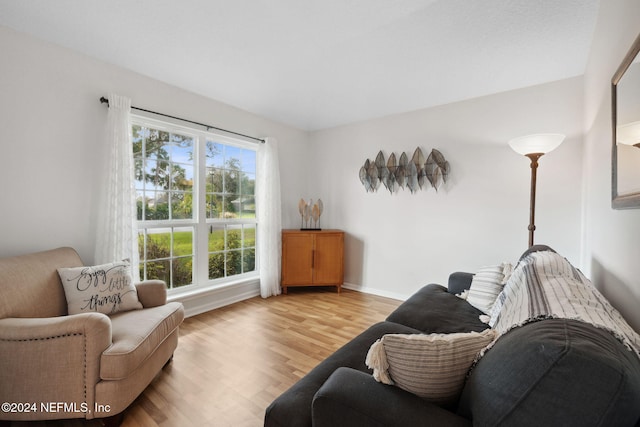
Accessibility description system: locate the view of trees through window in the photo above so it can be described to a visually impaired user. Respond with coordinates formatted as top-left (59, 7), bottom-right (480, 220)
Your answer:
top-left (132, 120), bottom-right (257, 289)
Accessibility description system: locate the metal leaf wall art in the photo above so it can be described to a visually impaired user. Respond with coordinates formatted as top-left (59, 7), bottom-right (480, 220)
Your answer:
top-left (359, 148), bottom-right (450, 194)
top-left (384, 153), bottom-right (397, 193)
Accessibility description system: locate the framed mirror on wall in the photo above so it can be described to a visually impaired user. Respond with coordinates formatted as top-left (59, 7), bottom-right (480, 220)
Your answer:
top-left (612, 32), bottom-right (640, 209)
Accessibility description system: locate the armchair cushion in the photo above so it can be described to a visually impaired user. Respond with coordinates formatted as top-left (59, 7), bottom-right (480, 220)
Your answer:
top-left (57, 261), bottom-right (143, 315)
top-left (100, 301), bottom-right (184, 380)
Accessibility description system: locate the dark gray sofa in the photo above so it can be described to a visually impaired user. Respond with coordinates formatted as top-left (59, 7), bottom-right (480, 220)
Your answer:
top-left (264, 246), bottom-right (640, 427)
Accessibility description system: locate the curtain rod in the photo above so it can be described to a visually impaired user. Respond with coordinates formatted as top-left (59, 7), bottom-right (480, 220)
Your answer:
top-left (99, 97), bottom-right (265, 143)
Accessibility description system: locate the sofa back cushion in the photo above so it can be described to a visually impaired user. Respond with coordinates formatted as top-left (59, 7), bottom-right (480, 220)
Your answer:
top-left (457, 319), bottom-right (640, 427)
top-left (0, 247), bottom-right (83, 319)
top-left (386, 284), bottom-right (488, 334)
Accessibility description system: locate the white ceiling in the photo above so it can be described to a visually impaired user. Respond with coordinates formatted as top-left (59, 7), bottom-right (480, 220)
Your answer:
top-left (0, 0), bottom-right (600, 131)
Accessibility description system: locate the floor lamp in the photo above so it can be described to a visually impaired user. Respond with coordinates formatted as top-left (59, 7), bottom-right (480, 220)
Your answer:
top-left (508, 134), bottom-right (565, 248)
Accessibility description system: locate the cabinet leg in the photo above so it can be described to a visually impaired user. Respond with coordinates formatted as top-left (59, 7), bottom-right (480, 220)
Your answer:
top-left (282, 286), bottom-right (287, 294)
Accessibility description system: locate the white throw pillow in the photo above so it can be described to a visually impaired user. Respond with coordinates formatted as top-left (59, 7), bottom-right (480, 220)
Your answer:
top-left (365, 329), bottom-right (497, 405)
top-left (58, 261), bottom-right (143, 315)
top-left (466, 263), bottom-right (512, 314)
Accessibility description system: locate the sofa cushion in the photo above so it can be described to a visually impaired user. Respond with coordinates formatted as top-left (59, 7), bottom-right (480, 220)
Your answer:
top-left (457, 319), bottom-right (640, 427)
top-left (366, 329), bottom-right (496, 405)
top-left (386, 284), bottom-right (488, 334)
top-left (58, 261), bottom-right (143, 315)
top-left (313, 367), bottom-right (472, 427)
top-left (465, 263), bottom-right (511, 314)
top-left (100, 301), bottom-right (184, 380)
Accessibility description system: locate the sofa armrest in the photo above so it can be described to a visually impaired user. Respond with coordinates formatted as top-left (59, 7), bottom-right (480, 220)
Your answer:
top-left (447, 272), bottom-right (474, 295)
top-left (312, 367), bottom-right (472, 427)
top-left (0, 314), bottom-right (112, 420)
top-left (135, 280), bottom-right (168, 308)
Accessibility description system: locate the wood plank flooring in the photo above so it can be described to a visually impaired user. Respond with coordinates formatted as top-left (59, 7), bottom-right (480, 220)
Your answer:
top-left (8, 288), bottom-right (401, 427)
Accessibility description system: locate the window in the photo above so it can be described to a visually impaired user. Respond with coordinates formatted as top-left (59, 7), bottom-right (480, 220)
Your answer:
top-left (132, 117), bottom-right (258, 291)
top-left (204, 141), bottom-right (257, 280)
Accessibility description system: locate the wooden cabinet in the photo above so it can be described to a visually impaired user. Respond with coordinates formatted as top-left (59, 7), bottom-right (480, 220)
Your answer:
top-left (281, 229), bottom-right (344, 294)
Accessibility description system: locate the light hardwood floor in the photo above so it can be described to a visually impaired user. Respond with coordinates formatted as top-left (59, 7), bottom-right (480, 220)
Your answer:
top-left (9, 288), bottom-right (401, 427)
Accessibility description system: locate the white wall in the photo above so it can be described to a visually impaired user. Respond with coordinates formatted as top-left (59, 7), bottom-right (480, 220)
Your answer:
top-left (582, 0), bottom-right (640, 331)
top-left (0, 25), bottom-right (309, 264)
top-left (309, 78), bottom-right (585, 299)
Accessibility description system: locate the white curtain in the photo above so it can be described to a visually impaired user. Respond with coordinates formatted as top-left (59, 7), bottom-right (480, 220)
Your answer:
top-left (94, 93), bottom-right (139, 280)
top-left (257, 137), bottom-right (282, 298)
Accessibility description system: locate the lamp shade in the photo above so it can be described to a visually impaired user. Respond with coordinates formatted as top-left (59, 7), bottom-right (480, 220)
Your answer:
top-left (508, 133), bottom-right (565, 155)
top-left (617, 121), bottom-right (640, 146)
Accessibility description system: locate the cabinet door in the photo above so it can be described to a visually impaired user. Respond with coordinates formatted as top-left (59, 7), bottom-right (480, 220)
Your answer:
top-left (313, 233), bottom-right (344, 285)
top-left (282, 233), bottom-right (314, 285)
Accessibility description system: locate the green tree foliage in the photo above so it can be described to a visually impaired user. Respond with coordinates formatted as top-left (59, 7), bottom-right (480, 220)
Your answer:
top-left (205, 143), bottom-right (255, 219)
top-left (132, 125), bottom-right (194, 220)
top-left (139, 234), bottom-right (192, 288)
top-left (207, 229), bottom-right (255, 279)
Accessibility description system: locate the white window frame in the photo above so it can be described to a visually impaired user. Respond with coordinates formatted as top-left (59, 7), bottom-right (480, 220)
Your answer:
top-left (132, 114), bottom-right (259, 295)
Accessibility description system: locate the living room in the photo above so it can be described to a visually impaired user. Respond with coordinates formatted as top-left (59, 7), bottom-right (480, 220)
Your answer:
top-left (0, 0), bottom-right (639, 426)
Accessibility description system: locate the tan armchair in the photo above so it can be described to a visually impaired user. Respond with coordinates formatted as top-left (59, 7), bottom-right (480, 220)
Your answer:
top-left (0, 247), bottom-right (184, 425)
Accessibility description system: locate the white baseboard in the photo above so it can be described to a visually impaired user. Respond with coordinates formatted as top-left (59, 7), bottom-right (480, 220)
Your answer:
top-left (342, 282), bottom-right (409, 302)
top-left (169, 280), bottom-right (408, 318)
top-left (169, 279), bottom-right (261, 318)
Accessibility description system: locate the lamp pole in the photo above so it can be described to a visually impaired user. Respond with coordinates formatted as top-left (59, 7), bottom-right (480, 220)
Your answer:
top-left (525, 153), bottom-right (543, 248)
top-left (508, 133), bottom-right (565, 249)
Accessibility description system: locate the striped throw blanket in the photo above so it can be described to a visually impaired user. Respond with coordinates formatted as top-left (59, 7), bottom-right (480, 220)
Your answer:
top-left (488, 251), bottom-right (640, 359)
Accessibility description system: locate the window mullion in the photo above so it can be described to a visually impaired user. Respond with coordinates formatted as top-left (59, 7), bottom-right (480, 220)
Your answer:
top-left (196, 131), bottom-right (210, 285)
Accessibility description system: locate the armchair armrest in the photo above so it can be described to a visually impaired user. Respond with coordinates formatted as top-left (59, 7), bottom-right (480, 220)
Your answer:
top-left (0, 314), bottom-right (112, 420)
top-left (0, 313), bottom-right (111, 341)
top-left (135, 280), bottom-right (167, 308)
top-left (312, 368), bottom-right (472, 427)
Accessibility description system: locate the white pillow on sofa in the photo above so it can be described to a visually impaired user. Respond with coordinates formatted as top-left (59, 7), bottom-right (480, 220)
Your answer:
top-left (466, 263), bottom-right (512, 314)
top-left (58, 261), bottom-right (143, 315)
top-left (365, 329), bottom-right (497, 405)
